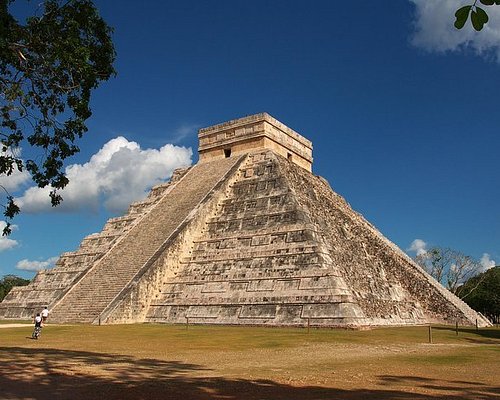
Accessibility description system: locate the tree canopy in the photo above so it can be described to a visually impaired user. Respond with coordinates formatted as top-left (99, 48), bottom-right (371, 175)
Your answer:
top-left (0, 0), bottom-right (115, 235)
top-left (459, 266), bottom-right (500, 323)
top-left (415, 247), bottom-right (484, 298)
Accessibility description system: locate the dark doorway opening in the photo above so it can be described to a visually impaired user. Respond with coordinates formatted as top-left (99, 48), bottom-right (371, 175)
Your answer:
top-left (224, 148), bottom-right (232, 158)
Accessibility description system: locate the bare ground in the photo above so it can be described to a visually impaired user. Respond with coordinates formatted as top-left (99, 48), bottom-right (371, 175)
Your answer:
top-left (1, 324), bottom-right (499, 400)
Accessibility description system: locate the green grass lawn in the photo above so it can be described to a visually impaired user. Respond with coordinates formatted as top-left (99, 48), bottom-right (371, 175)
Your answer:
top-left (3, 323), bottom-right (496, 349)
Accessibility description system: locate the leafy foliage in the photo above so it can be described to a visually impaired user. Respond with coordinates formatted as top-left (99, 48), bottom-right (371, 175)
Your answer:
top-left (455, 0), bottom-right (500, 31)
top-left (460, 266), bottom-right (500, 323)
top-left (0, 274), bottom-right (30, 301)
top-left (0, 0), bottom-right (115, 235)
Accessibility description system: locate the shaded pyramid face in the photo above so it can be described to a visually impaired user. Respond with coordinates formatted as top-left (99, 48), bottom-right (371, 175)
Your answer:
top-left (145, 151), bottom-right (483, 327)
top-left (0, 113), bottom-right (490, 327)
top-left (147, 151), bottom-right (367, 325)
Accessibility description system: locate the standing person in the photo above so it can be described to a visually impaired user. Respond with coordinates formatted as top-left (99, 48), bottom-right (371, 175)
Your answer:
top-left (32, 313), bottom-right (43, 339)
top-left (41, 306), bottom-right (49, 323)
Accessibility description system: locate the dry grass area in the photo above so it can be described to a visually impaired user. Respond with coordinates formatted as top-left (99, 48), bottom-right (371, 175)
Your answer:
top-left (1, 323), bottom-right (499, 399)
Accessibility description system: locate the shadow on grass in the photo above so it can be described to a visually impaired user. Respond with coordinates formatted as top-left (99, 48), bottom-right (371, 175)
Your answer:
top-left (432, 325), bottom-right (500, 344)
top-left (378, 375), bottom-right (499, 400)
top-left (1, 347), bottom-right (499, 400)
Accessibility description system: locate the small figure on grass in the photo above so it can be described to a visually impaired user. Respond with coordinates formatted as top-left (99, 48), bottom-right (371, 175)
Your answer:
top-left (41, 306), bottom-right (49, 324)
top-left (32, 313), bottom-right (43, 340)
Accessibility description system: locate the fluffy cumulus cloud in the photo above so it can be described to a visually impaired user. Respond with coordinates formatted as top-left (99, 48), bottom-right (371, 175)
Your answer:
top-left (16, 256), bottom-right (58, 272)
top-left (16, 137), bottom-right (192, 214)
top-left (408, 238), bottom-right (428, 256)
top-left (480, 253), bottom-right (496, 271)
top-left (0, 168), bottom-right (30, 192)
top-left (0, 148), bottom-right (31, 192)
top-left (410, 0), bottom-right (500, 61)
top-left (0, 221), bottom-right (19, 252)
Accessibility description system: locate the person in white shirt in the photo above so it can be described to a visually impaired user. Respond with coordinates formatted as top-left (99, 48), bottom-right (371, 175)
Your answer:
top-left (32, 313), bottom-right (43, 339)
top-left (41, 306), bottom-right (49, 323)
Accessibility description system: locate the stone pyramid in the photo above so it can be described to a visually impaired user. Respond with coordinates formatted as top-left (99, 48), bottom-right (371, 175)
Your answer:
top-left (0, 113), bottom-right (491, 327)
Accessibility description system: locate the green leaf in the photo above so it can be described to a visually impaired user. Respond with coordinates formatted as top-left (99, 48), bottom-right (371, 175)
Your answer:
top-left (2, 222), bottom-right (12, 237)
top-left (454, 5), bottom-right (472, 29)
top-left (480, 0), bottom-right (494, 5)
top-left (471, 6), bottom-right (489, 31)
top-left (0, 0), bottom-right (116, 229)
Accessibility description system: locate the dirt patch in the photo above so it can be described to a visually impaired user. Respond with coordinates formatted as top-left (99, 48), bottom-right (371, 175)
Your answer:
top-left (0, 324), bottom-right (31, 328)
top-left (1, 324), bottom-right (499, 399)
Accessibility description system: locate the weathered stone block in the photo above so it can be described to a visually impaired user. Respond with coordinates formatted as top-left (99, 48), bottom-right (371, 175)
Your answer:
top-left (1, 113), bottom-right (490, 328)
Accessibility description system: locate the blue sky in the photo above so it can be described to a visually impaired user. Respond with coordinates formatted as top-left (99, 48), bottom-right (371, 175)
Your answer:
top-left (1, 0), bottom-right (499, 278)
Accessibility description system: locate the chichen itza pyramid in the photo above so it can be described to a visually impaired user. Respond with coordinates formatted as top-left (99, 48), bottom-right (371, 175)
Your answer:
top-left (0, 113), bottom-right (491, 327)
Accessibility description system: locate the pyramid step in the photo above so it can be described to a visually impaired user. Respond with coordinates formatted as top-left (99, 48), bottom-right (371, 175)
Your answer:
top-left (3, 113), bottom-right (491, 328)
top-left (50, 156), bottom-right (242, 323)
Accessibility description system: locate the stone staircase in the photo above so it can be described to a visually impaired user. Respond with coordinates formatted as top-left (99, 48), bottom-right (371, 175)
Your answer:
top-left (0, 172), bottom-right (187, 320)
top-left (2, 111), bottom-right (491, 328)
top-left (50, 157), bottom-right (242, 323)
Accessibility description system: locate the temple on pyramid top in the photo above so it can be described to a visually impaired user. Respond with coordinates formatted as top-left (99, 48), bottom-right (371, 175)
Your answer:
top-left (0, 113), bottom-right (491, 328)
top-left (198, 113), bottom-right (313, 172)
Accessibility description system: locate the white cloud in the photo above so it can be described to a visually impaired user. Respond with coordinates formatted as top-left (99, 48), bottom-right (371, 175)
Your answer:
top-left (170, 123), bottom-right (200, 143)
top-left (16, 137), bottom-right (192, 214)
top-left (480, 253), bottom-right (496, 271)
top-left (0, 168), bottom-right (30, 192)
top-left (0, 148), bottom-right (31, 192)
top-left (408, 238), bottom-right (428, 256)
top-left (410, 0), bottom-right (500, 62)
top-left (16, 256), bottom-right (58, 272)
top-left (0, 221), bottom-right (19, 252)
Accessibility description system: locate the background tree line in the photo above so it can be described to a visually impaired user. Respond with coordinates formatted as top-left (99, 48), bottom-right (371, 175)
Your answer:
top-left (0, 274), bottom-right (29, 302)
top-left (457, 266), bottom-right (499, 323)
top-left (415, 247), bottom-right (499, 324)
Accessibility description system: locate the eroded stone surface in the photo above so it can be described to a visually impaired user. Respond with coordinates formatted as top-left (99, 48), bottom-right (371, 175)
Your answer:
top-left (0, 168), bottom-right (190, 319)
top-left (0, 114), bottom-right (491, 327)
